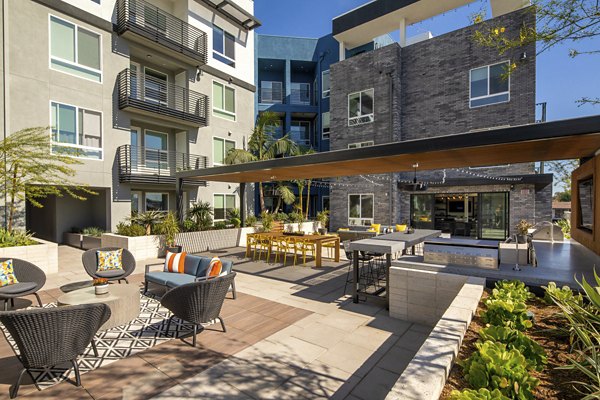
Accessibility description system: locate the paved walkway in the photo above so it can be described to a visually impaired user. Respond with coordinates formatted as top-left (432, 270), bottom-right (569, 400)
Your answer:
top-left (3, 246), bottom-right (430, 399)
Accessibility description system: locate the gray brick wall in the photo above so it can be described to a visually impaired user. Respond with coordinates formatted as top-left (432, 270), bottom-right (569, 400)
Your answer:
top-left (328, 7), bottom-right (543, 233)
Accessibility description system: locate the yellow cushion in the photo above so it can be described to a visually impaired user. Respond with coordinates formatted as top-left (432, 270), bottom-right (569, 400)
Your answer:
top-left (96, 249), bottom-right (123, 272)
top-left (164, 251), bottom-right (187, 273)
top-left (0, 259), bottom-right (18, 287)
top-left (367, 228), bottom-right (376, 232)
top-left (370, 224), bottom-right (381, 233)
top-left (338, 228), bottom-right (350, 231)
top-left (396, 224), bottom-right (407, 232)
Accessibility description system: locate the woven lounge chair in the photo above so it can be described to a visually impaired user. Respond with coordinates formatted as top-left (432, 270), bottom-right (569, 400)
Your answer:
top-left (0, 303), bottom-right (110, 398)
top-left (0, 258), bottom-right (46, 311)
top-left (82, 247), bottom-right (136, 283)
top-left (161, 272), bottom-right (236, 347)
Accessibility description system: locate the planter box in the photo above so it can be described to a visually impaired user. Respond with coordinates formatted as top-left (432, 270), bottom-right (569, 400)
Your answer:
top-left (499, 242), bottom-right (529, 264)
top-left (101, 233), bottom-right (162, 260)
top-left (0, 238), bottom-right (58, 274)
top-left (63, 233), bottom-right (102, 250)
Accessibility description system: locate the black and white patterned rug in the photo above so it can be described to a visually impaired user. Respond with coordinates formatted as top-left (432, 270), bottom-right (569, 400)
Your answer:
top-left (0, 292), bottom-right (207, 391)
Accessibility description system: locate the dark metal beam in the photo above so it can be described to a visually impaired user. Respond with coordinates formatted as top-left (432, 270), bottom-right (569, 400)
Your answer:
top-left (239, 182), bottom-right (246, 227)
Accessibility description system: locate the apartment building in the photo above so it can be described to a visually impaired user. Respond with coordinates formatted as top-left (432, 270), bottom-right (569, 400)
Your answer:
top-left (254, 33), bottom-right (393, 217)
top-left (0, 0), bottom-right (260, 242)
top-left (327, 0), bottom-right (553, 239)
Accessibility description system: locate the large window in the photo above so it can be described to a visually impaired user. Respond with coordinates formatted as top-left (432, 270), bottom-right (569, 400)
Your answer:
top-left (214, 194), bottom-right (235, 220)
top-left (50, 15), bottom-right (101, 82)
top-left (578, 178), bottom-right (594, 231)
top-left (260, 81), bottom-right (283, 103)
top-left (145, 192), bottom-right (169, 212)
top-left (348, 194), bottom-right (374, 226)
top-left (213, 81), bottom-right (236, 121)
top-left (470, 61), bottom-right (510, 108)
top-left (290, 121), bottom-right (310, 146)
top-left (51, 102), bottom-right (102, 159)
top-left (213, 137), bottom-right (235, 165)
top-left (213, 25), bottom-right (235, 67)
top-left (322, 112), bottom-right (330, 140)
top-left (348, 89), bottom-right (374, 126)
top-left (291, 82), bottom-right (311, 105)
top-left (322, 70), bottom-right (330, 98)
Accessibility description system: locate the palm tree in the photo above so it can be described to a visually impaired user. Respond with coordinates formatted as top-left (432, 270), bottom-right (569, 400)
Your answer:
top-left (291, 147), bottom-right (315, 220)
top-left (187, 201), bottom-right (213, 229)
top-left (274, 181), bottom-right (295, 213)
top-left (130, 211), bottom-right (164, 236)
top-left (224, 112), bottom-right (298, 212)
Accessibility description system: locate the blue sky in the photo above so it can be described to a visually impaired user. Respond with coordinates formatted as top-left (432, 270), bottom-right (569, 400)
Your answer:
top-left (254, 0), bottom-right (600, 122)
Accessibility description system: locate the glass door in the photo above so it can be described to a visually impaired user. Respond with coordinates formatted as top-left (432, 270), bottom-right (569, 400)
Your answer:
top-left (479, 192), bottom-right (509, 240)
top-left (130, 62), bottom-right (141, 100)
top-left (144, 130), bottom-right (168, 173)
top-left (410, 194), bottom-right (435, 229)
top-left (144, 67), bottom-right (168, 105)
top-left (130, 127), bottom-right (141, 172)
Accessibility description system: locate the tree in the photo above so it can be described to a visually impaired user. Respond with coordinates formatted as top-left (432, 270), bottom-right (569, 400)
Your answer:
top-left (273, 181), bottom-right (295, 213)
top-left (472, 0), bottom-right (600, 106)
top-left (546, 159), bottom-right (579, 199)
top-left (187, 201), bottom-right (213, 229)
top-left (224, 112), bottom-right (298, 212)
top-left (0, 127), bottom-right (96, 232)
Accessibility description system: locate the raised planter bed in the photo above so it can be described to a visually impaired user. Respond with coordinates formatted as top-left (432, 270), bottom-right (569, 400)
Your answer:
top-left (0, 237), bottom-right (58, 274)
top-left (63, 232), bottom-right (102, 250)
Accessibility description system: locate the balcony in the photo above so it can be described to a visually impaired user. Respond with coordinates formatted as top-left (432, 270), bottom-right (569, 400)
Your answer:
top-left (259, 87), bottom-right (284, 104)
top-left (116, 0), bottom-right (208, 65)
top-left (290, 87), bottom-right (312, 105)
top-left (117, 144), bottom-right (207, 186)
top-left (118, 68), bottom-right (209, 128)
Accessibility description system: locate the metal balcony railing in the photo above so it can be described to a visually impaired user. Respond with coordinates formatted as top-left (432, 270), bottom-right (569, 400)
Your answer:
top-left (117, 144), bottom-right (208, 185)
top-left (118, 68), bottom-right (209, 127)
top-left (117, 0), bottom-right (208, 64)
top-left (259, 87), bottom-right (284, 104)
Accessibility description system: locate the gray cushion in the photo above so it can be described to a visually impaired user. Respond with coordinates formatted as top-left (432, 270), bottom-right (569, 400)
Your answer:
top-left (195, 257), bottom-right (212, 277)
top-left (0, 281), bottom-right (37, 294)
top-left (96, 269), bottom-right (126, 278)
top-left (165, 274), bottom-right (196, 288)
top-left (145, 271), bottom-right (175, 286)
top-left (182, 255), bottom-right (201, 276)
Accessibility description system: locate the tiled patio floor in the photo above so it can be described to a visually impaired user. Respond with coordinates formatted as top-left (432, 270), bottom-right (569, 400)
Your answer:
top-left (0, 246), bottom-right (431, 400)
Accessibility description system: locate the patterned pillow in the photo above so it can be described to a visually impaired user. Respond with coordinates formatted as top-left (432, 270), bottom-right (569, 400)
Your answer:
top-left (96, 249), bottom-right (124, 272)
top-left (164, 251), bottom-right (187, 273)
top-left (0, 259), bottom-right (19, 287)
top-left (206, 257), bottom-right (223, 279)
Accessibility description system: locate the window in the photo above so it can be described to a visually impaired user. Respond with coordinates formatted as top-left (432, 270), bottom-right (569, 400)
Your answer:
top-left (290, 121), bottom-right (310, 146)
top-left (322, 112), bottom-right (330, 140)
top-left (348, 194), bottom-right (374, 226)
top-left (291, 82), bottom-right (311, 105)
top-left (213, 137), bottom-right (235, 165)
top-left (213, 25), bottom-right (235, 67)
top-left (143, 5), bottom-right (167, 34)
top-left (51, 102), bottom-right (102, 159)
top-left (50, 15), bottom-right (101, 82)
top-left (213, 81), bottom-right (236, 121)
top-left (348, 141), bottom-right (374, 149)
top-left (145, 192), bottom-right (169, 212)
top-left (214, 194), bottom-right (235, 220)
top-left (144, 67), bottom-right (168, 105)
top-left (348, 89), bottom-right (374, 126)
top-left (578, 178), bottom-right (594, 231)
top-left (260, 81), bottom-right (283, 103)
top-left (470, 61), bottom-right (510, 108)
top-left (322, 196), bottom-right (330, 211)
top-left (322, 70), bottom-right (330, 98)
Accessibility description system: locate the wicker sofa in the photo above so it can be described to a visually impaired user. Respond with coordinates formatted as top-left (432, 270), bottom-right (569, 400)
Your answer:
top-left (144, 255), bottom-right (236, 298)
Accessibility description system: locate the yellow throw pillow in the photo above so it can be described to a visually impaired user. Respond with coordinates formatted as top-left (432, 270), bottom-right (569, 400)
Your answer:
top-left (367, 228), bottom-right (376, 233)
top-left (207, 257), bottom-right (223, 279)
top-left (396, 224), bottom-right (407, 232)
top-left (338, 228), bottom-right (350, 231)
top-left (164, 251), bottom-right (187, 273)
top-left (96, 249), bottom-right (124, 272)
top-left (0, 259), bottom-right (19, 287)
top-left (370, 224), bottom-right (381, 233)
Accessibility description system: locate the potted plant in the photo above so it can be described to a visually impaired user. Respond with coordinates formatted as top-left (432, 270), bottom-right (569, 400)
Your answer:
top-left (159, 212), bottom-right (182, 253)
top-left (316, 210), bottom-right (330, 235)
top-left (516, 219), bottom-right (533, 243)
top-left (93, 278), bottom-right (109, 295)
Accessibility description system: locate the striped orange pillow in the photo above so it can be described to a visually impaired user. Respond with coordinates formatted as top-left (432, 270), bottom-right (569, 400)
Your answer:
top-left (206, 257), bottom-right (223, 279)
top-left (164, 251), bottom-right (187, 273)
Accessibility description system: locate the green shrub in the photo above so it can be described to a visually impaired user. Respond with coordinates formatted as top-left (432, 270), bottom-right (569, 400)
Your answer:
top-left (227, 208), bottom-right (241, 228)
top-left (288, 211), bottom-right (304, 223)
top-left (245, 214), bottom-right (257, 227)
top-left (482, 298), bottom-right (533, 331)
top-left (543, 281), bottom-right (581, 306)
top-left (182, 218), bottom-right (198, 232)
top-left (82, 226), bottom-right (104, 237)
top-left (116, 222), bottom-right (145, 237)
top-left (459, 340), bottom-right (538, 399)
top-left (260, 211), bottom-right (274, 231)
top-left (274, 212), bottom-right (289, 222)
top-left (556, 218), bottom-right (571, 239)
top-left (479, 326), bottom-right (547, 371)
top-left (156, 212), bottom-right (180, 246)
top-left (213, 221), bottom-right (228, 230)
top-left (0, 229), bottom-right (37, 248)
top-left (449, 388), bottom-right (510, 400)
top-left (492, 280), bottom-right (534, 303)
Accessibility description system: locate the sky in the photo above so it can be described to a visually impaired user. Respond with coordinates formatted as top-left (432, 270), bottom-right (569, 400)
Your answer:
top-left (254, 0), bottom-right (600, 123)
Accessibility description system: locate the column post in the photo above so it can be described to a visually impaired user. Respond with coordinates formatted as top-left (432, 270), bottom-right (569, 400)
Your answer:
top-left (239, 182), bottom-right (246, 227)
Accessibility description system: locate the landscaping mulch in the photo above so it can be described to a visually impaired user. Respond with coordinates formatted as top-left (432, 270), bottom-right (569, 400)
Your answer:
top-left (440, 289), bottom-right (586, 400)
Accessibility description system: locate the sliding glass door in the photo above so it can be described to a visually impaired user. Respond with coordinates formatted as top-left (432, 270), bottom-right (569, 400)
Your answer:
top-left (411, 194), bottom-right (435, 229)
top-left (479, 192), bottom-right (509, 240)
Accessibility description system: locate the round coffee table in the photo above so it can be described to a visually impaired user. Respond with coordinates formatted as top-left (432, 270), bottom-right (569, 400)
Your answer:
top-left (57, 284), bottom-right (140, 330)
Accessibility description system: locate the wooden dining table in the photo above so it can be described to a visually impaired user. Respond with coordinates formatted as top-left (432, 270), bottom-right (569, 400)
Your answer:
top-left (246, 232), bottom-right (340, 267)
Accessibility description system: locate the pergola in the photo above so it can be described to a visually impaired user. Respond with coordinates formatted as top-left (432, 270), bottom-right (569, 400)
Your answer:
top-left (175, 115), bottom-right (600, 224)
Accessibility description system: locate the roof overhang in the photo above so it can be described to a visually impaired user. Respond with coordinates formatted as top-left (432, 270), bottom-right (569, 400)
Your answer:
top-left (198, 0), bottom-right (261, 30)
top-left (176, 115), bottom-right (600, 184)
top-left (332, 0), bottom-right (530, 49)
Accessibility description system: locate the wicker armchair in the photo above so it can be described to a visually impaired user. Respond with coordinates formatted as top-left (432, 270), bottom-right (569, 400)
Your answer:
top-left (0, 303), bottom-right (110, 398)
top-left (161, 272), bottom-right (236, 347)
top-left (0, 258), bottom-right (46, 311)
top-left (81, 247), bottom-right (136, 283)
